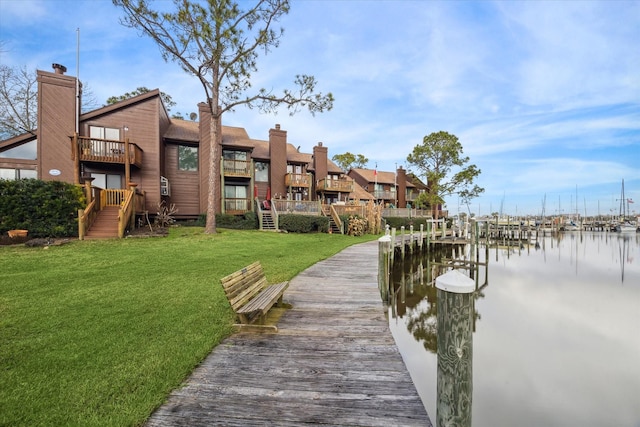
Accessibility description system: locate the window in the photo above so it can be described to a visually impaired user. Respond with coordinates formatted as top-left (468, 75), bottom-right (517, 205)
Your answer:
top-left (223, 150), bottom-right (249, 175)
top-left (0, 168), bottom-right (37, 180)
top-left (224, 184), bottom-right (249, 211)
top-left (89, 126), bottom-right (120, 156)
top-left (21, 169), bottom-right (37, 179)
top-left (0, 140), bottom-right (37, 160)
top-left (254, 162), bottom-right (268, 182)
top-left (178, 145), bottom-right (198, 171)
top-left (287, 164), bottom-right (302, 174)
top-left (89, 126), bottom-right (120, 140)
top-left (223, 151), bottom-right (247, 161)
top-left (91, 173), bottom-right (122, 189)
top-left (224, 185), bottom-right (247, 199)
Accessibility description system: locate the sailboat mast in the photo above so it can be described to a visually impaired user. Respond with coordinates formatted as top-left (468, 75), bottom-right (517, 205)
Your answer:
top-left (620, 179), bottom-right (626, 219)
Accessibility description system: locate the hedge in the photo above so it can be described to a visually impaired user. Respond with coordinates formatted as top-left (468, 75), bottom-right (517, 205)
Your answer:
top-left (383, 216), bottom-right (438, 231)
top-left (279, 214), bottom-right (329, 233)
top-left (216, 212), bottom-right (258, 229)
top-left (0, 179), bottom-right (85, 238)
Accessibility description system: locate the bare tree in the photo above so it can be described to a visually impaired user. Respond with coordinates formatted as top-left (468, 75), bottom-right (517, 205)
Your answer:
top-left (0, 65), bottom-right (38, 139)
top-left (113, 0), bottom-right (334, 233)
top-left (0, 64), bottom-right (99, 138)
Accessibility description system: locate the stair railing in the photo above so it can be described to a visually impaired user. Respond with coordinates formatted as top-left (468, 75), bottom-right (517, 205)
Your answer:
top-left (117, 190), bottom-right (135, 238)
top-left (271, 201), bottom-right (279, 231)
top-left (78, 199), bottom-right (98, 240)
top-left (329, 204), bottom-right (344, 234)
top-left (255, 198), bottom-right (264, 230)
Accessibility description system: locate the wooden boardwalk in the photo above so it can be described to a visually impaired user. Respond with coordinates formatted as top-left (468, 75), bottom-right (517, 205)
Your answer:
top-left (145, 241), bottom-right (432, 426)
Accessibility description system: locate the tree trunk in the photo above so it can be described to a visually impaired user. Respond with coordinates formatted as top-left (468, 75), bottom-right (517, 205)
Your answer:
top-left (204, 107), bottom-right (220, 234)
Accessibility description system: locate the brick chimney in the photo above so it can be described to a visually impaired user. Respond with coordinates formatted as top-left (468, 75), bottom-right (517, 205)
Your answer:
top-left (269, 124), bottom-right (287, 197)
top-left (36, 64), bottom-right (77, 183)
top-left (397, 166), bottom-right (407, 208)
top-left (313, 142), bottom-right (328, 182)
top-left (52, 63), bottom-right (67, 74)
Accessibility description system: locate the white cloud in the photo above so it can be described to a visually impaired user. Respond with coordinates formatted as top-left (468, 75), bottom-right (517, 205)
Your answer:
top-left (2, 0), bottom-right (639, 216)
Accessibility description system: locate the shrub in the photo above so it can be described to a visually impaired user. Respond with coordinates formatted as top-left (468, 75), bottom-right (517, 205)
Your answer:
top-left (279, 214), bottom-right (329, 233)
top-left (383, 216), bottom-right (435, 232)
top-left (214, 212), bottom-right (258, 230)
top-left (0, 179), bottom-right (85, 238)
top-left (154, 201), bottom-right (178, 228)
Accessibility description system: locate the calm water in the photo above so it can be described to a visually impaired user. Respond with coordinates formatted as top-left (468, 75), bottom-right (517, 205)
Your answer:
top-left (388, 232), bottom-right (640, 427)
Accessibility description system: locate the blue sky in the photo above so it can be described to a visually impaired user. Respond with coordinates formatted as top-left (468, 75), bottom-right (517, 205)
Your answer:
top-left (1, 0), bottom-right (639, 217)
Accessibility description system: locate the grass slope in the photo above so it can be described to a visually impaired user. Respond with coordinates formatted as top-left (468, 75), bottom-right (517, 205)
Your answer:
top-left (0, 228), bottom-right (377, 426)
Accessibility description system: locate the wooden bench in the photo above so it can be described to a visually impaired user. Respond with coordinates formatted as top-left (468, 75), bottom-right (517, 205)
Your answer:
top-left (220, 261), bottom-right (289, 329)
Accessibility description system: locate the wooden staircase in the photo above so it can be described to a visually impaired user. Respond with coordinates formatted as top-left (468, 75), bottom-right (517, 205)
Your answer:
top-left (261, 211), bottom-right (276, 231)
top-left (85, 206), bottom-right (120, 239)
top-left (328, 217), bottom-right (341, 234)
top-left (321, 205), bottom-right (342, 234)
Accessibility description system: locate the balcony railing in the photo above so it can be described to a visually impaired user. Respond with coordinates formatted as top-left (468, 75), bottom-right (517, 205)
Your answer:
top-left (223, 159), bottom-right (251, 177)
top-left (331, 204), bottom-right (367, 217)
top-left (224, 198), bottom-right (251, 213)
top-left (285, 173), bottom-right (310, 187)
top-left (406, 191), bottom-right (421, 201)
top-left (273, 200), bottom-right (321, 215)
top-left (78, 136), bottom-right (142, 167)
top-left (373, 190), bottom-right (396, 200)
top-left (381, 208), bottom-right (448, 218)
top-left (316, 178), bottom-right (354, 193)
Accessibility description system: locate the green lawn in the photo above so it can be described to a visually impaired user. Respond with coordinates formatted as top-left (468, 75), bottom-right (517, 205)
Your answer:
top-left (0, 228), bottom-right (378, 426)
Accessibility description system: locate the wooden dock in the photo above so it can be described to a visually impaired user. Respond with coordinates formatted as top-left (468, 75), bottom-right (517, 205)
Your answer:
top-left (145, 241), bottom-right (432, 426)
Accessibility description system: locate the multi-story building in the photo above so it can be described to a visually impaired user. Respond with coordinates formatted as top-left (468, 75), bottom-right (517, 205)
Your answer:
top-left (0, 64), bottom-right (362, 234)
top-left (347, 167), bottom-right (422, 208)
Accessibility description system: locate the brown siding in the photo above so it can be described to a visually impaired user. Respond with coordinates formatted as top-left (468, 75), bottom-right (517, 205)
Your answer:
top-left (158, 102), bottom-right (171, 180)
top-left (348, 171), bottom-right (371, 193)
top-left (81, 96), bottom-right (162, 213)
top-left (397, 167), bottom-right (407, 208)
top-left (164, 144), bottom-right (200, 216)
top-left (269, 125), bottom-right (287, 197)
top-left (0, 158), bottom-right (37, 170)
top-left (37, 70), bottom-right (77, 183)
top-left (313, 143), bottom-right (328, 182)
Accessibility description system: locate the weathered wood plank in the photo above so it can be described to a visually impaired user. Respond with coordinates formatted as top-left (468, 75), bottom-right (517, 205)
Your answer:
top-left (146, 241), bottom-right (432, 427)
top-left (220, 261), bottom-right (289, 324)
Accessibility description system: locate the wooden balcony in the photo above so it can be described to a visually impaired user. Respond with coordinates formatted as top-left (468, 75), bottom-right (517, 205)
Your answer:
top-left (78, 136), bottom-right (142, 167)
top-left (223, 159), bottom-right (251, 177)
top-left (224, 198), bottom-right (252, 214)
top-left (316, 178), bottom-right (354, 193)
top-left (373, 190), bottom-right (397, 200)
top-left (273, 200), bottom-right (321, 215)
top-left (406, 191), bottom-right (418, 201)
top-left (285, 173), bottom-right (310, 187)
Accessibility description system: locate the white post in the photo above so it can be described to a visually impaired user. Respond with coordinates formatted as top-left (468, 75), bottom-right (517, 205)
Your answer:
top-left (436, 270), bottom-right (474, 427)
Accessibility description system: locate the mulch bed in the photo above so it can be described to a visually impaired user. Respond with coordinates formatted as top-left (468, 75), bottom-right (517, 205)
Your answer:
top-left (1, 227), bottom-right (168, 246)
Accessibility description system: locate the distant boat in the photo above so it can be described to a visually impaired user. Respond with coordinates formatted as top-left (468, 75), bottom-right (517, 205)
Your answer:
top-left (563, 220), bottom-right (581, 232)
top-left (615, 221), bottom-right (636, 233)
top-left (615, 179), bottom-right (637, 233)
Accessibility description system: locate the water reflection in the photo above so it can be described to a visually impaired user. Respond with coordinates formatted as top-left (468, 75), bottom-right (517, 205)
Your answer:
top-left (388, 232), bottom-right (640, 427)
top-left (390, 245), bottom-right (486, 355)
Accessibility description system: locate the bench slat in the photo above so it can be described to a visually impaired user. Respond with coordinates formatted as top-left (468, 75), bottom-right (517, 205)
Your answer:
top-left (220, 261), bottom-right (262, 291)
top-left (237, 281), bottom-right (289, 315)
top-left (219, 261), bottom-right (289, 325)
top-left (228, 277), bottom-right (268, 311)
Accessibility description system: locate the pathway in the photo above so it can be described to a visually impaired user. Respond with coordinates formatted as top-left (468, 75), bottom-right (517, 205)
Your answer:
top-left (145, 241), bottom-right (432, 426)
